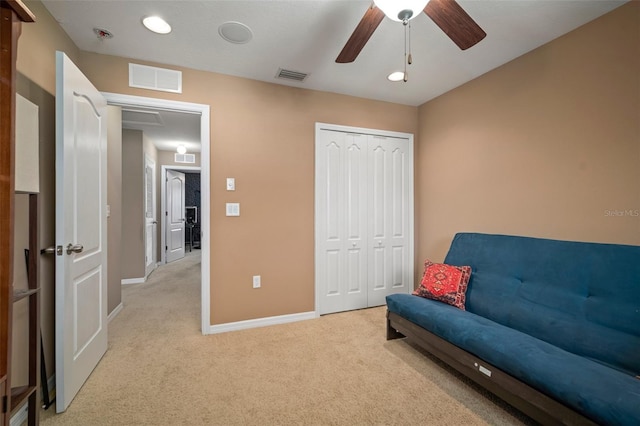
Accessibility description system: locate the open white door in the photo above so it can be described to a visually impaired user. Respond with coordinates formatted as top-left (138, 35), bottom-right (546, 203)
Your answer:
top-left (145, 155), bottom-right (157, 277)
top-left (55, 51), bottom-right (108, 413)
top-left (166, 169), bottom-right (186, 263)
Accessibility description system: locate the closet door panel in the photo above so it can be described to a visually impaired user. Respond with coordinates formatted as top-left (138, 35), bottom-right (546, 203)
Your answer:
top-left (317, 133), bottom-right (345, 314)
top-left (390, 142), bottom-right (411, 293)
top-left (343, 135), bottom-right (367, 306)
top-left (317, 131), bottom-right (367, 314)
top-left (368, 136), bottom-right (411, 306)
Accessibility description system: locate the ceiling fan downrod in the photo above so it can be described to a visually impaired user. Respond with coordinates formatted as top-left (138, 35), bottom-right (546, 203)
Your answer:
top-left (403, 19), bottom-right (413, 82)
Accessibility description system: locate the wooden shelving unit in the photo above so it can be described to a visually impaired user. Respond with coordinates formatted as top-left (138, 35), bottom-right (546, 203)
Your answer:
top-left (1, 1), bottom-right (37, 425)
top-left (9, 194), bottom-right (40, 424)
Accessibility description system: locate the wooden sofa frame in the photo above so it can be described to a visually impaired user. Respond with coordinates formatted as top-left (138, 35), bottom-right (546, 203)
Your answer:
top-left (386, 310), bottom-right (598, 426)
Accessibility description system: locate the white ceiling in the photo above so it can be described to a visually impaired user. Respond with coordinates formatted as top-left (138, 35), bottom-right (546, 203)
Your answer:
top-left (41, 0), bottom-right (627, 149)
top-left (121, 107), bottom-right (201, 152)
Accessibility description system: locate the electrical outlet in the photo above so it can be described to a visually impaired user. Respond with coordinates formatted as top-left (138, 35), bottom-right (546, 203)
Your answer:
top-left (252, 275), bottom-right (261, 288)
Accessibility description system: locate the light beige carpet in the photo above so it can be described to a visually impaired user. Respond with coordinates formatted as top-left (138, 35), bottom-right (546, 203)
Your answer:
top-left (41, 251), bottom-right (533, 425)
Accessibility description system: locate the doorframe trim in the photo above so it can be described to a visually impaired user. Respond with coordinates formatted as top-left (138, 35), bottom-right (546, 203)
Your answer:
top-left (101, 92), bottom-right (211, 335)
top-left (314, 122), bottom-right (415, 317)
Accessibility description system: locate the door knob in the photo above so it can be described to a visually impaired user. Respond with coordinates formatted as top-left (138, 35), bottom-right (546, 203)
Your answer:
top-left (66, 244), bottom-right (84, 255)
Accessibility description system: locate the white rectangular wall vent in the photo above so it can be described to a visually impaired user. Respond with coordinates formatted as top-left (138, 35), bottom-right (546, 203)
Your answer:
top-left (175, 153), bottom-right (196, 164)
top-left (129, 63), bottom-right (182, 93)
top-left (276, 68), bottom-right (309, 82)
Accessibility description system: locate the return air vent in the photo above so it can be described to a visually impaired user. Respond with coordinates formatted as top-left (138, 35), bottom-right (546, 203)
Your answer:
top-left (129, 63), bottom-right (182, 93)
top-left (175, 153), bottom-right (195, 164)
top-left (276, 68), bottom-right (309, 82)
top-left (122, 109), bottom-right (164, 126)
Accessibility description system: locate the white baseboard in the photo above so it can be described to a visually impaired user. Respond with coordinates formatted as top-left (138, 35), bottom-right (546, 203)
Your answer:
top-left (108, 302), bottom-right (123, 323)
top-left (206, 311), bottom-right (317, 335)
top-left (121, 277), bottom-right (145, 285)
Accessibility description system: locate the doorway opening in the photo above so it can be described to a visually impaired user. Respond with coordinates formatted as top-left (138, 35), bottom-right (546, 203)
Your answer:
top-left (162, 166), bottom-right (201, 265)
top-left (102, 92), bottom-right (211, 334)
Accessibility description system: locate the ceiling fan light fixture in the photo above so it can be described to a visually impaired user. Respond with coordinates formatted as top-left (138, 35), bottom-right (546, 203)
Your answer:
top-left (142, 16), bottom-right (172, 35)
top-left (176, 144), bottom-right (187, 155)
top-left (374, 0), bottom-right (429, 22)
top-left (388, 71), bottom-right (405, 82)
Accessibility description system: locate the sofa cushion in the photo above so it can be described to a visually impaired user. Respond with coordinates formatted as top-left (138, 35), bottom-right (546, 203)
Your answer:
top-left (387, 293), bottom-right (640, 426)
top-left (412, 260), bottom-right (471, 310)
top-left (443, 233), bottom-right (640, 376)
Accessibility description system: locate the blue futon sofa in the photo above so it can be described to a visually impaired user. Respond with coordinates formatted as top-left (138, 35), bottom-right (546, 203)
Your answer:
top-left (386, 233), bottom-right (640, 425)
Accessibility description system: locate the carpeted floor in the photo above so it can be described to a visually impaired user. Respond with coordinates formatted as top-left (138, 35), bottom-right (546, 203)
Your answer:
top-left (40, 251), bottom-right (534, 425)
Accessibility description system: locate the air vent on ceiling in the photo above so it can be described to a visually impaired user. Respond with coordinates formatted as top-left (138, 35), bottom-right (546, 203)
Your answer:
top-left (175, 153), bottom-right (195, 164)
top-left (276, 68), bottom-right (309, 82)
top-left (129, 63), bottom-right (182, 93)
top-left (122, 109), bottom-right (164, 126)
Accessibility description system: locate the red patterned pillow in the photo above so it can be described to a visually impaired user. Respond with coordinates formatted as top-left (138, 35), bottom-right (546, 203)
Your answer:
top-left (412, 260), bottom-right (471, 310)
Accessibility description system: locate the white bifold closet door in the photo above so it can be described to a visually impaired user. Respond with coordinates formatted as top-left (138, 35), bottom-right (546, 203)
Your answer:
top-left (316, 126), bottom-right (413, 315)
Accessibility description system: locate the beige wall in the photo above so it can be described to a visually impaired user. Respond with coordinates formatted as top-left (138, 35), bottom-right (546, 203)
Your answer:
top-left (17, 0), bottom-right (79, 94)
top-left (121, 130), bottom-right (146, 279)
top-left (77, 52), bottom-right (419, 325)
top-left (10, 195), bottom-right (30, 386)
top-left (15, 0), bottom-right (637, 334)
top-left (107, 106), bottom-right (123, 312)
top-left (416, 3), bottom-right (640, 265)
top-left (15, 71), bottom-right (57, 390)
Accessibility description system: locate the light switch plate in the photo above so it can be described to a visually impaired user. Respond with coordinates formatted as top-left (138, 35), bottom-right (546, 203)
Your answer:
top-left (226, 178), bottom-right (235, 191)
top-left (226, 203), bottom-right (240, 216)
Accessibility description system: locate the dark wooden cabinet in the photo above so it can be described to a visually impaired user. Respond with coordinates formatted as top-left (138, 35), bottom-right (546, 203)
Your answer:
top-left (9, 194), bottom-right (40, 424)
top-left (1, 1), bottom-right (36, 425)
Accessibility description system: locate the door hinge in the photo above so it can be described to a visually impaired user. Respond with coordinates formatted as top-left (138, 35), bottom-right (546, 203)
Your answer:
top-left (165, 246), bottom-right (168, 251)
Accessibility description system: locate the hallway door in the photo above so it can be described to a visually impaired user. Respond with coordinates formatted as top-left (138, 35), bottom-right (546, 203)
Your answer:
top-left (166, 169), bottom-right (186, 263)
top-left (145, 155), bottom-right (157, 276)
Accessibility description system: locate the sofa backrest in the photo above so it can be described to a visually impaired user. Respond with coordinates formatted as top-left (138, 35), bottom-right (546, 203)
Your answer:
top-left (443, 232), bottom-right (640, 376)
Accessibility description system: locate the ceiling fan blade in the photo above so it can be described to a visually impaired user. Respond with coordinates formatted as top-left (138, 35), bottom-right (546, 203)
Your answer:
top-left (424, 0), bottom-right (486, 50)
top-left (336, 5), bottom-right (385, 63)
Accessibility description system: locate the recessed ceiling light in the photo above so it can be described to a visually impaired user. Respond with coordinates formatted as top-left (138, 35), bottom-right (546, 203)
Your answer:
top-left (388, 71), bottom-right (405, 82)
top-left (142, 16), bottom-right (172, 34)
top-left (218, 21), bottom-right (253, 44)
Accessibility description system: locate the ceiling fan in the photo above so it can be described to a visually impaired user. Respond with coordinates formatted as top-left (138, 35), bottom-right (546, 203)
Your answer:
top-left (336, 0), bottom-right (486, 64)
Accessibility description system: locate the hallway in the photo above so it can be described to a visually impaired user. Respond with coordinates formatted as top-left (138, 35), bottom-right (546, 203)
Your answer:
top-left (40, 250), bottom-right (202, 424)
